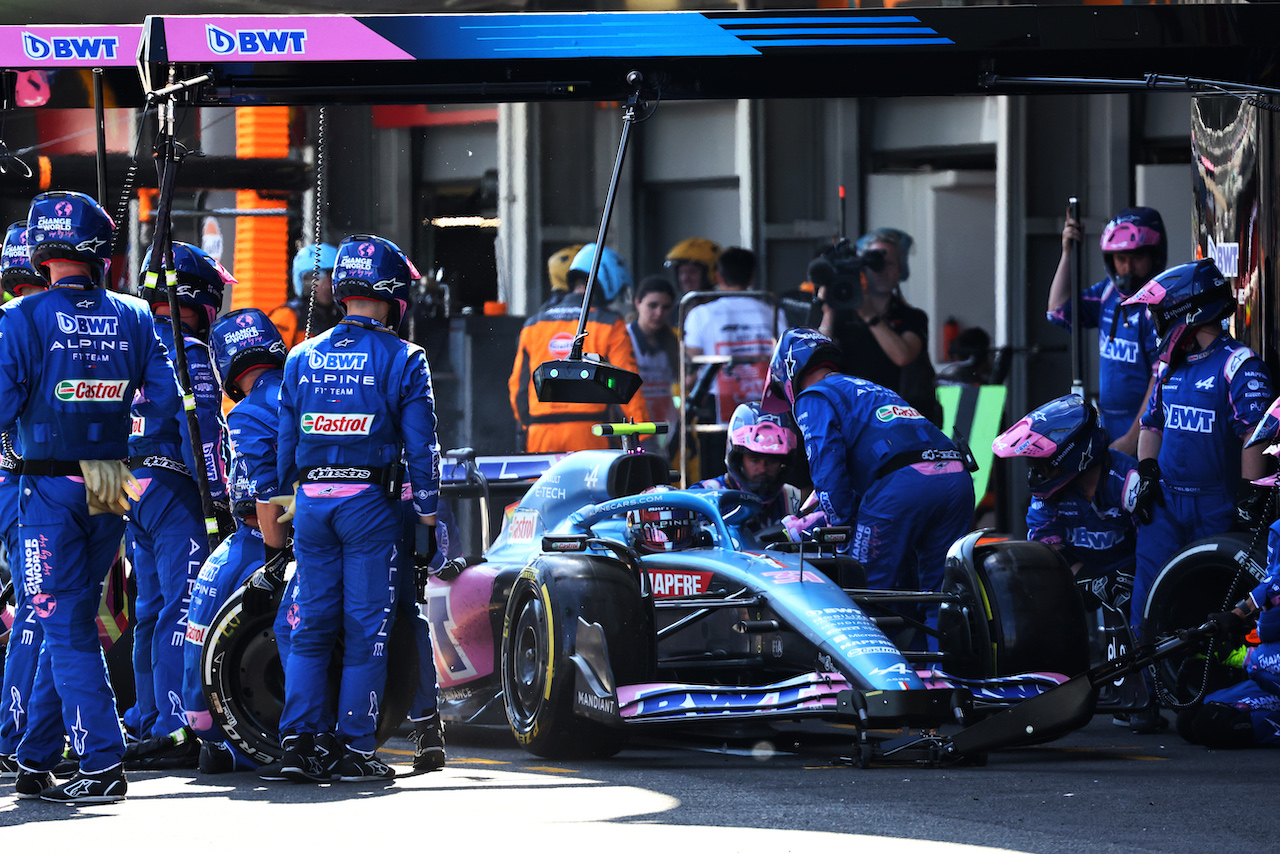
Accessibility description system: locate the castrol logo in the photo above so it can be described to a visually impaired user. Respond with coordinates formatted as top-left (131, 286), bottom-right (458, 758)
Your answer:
top-left (55, 379), bottom-right (127, 402)
top-left (300, 412), bottom-right (373, 435)
top-left (874, 404), bottom-right (923, 422)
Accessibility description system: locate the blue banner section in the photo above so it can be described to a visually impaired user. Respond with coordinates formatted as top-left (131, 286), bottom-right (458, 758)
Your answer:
top-left (356, 12), bottom-right (954, 60)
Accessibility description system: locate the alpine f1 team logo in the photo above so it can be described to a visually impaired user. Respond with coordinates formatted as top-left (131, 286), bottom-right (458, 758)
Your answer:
top-left (55, 379), bottom-right (128, 402)
top-left (300, 413), bottom-right (374, 435)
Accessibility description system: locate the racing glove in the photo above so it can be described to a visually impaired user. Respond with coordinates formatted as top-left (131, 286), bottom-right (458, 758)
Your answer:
top-left (782, 509), bottom-right (828, 543)
top-left (1232, 479), bottom-right (1272, 535)
top-left (414, 524), bottom-right (438, 604)
top-left (1123, 459), bottom-right (1163, 526)
top-left (80, 459), bottom-right (143, 515)
top-left (241, 544), bottom-right (289, 616)
top-left (1206, 610), bottom-right (1250, 639)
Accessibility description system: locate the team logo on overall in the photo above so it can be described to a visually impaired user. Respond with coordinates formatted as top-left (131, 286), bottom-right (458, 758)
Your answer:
top-left (307, 351), bottom-right (368, 371)
top-left (56, 312), bottom-right (118, 336)
top-left (548, 332), bottom-right (574, 358)
top-left (300, 412), bottom-right (373, 435)
top-left (31, 593), bottom-right (57, 618)
top-left (55, 379), bottom-right (128, 402)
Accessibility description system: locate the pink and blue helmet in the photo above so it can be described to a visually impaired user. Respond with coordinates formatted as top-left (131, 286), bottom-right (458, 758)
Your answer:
top-left (993, 393), bottom-right (1107, 499)
top-left (332, 234), bottom-right (419, 330)
top-left (762, 327), bottom-right (842, 414)
top-left (725, 402), bottom-right (799, 499)
top-left (2, 221), bottom-right (44, 296)
top-left (141, 241), bottom-right (236, 334)
top-left (1100, 207), bottom-right (1166, 295)
top-left (1122, 259), bottom-right (1233, 362)
top-left (209, 307), bottom-right (288, 401)
top-left (26, 190), bottom-right (115, 286)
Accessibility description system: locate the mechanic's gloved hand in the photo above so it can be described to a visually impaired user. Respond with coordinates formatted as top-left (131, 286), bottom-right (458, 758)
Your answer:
top-left (782, 510), bottom-right (828, 543)
top-left (1232, 479), bottom-right (1272, 535)
top-left (433, 558), bottom-right (466, 583)
top-left (212, 498), bottom-right (237, 543)
top-left (80, 459), bottom-right (143, 515)
top-left (414, 524), bottom-right (438, 604)
top-left (1123, 459), bottom-right (1163, 525)
top-left (241, 544), bottom-right (289, 616)
top-left (269, 482), bottom-right (300, 524)
top-left (1207, 609), bottom-right (1250, 639)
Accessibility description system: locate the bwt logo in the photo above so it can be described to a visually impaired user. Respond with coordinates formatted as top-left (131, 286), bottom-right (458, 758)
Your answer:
top-left (1099, 337), bottom-right (1138, 364)
top-left (206, 25), bottom-right (307, 56)
top-left (307, 351), bottom-right (368, 371)
top-left (1208, 236), bottom-right (1240, 278)
top-left (23, 32), bottom-right (120, 61)
top-left (1165, 404), bottom-right (1216, 434)
top-left (55, 312), bottom-right (118, 336)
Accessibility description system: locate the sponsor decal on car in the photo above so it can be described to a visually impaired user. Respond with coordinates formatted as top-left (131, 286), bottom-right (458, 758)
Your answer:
top-left (647, 568), bottom-right (713, 598)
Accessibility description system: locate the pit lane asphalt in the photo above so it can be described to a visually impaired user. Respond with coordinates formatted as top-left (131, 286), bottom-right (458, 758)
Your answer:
top-left (0, 714), bottom-right (1250, 853)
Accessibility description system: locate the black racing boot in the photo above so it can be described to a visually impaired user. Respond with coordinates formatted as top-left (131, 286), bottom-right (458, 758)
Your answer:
top-left (39, 765), bottom-right (128, 804)
top-left (410, 713), bottom-right (446, 772)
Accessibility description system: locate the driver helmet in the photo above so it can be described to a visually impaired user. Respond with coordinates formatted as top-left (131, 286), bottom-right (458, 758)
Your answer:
top-left (1122, 259), bottom-right (1233, 362)
top-left (627, 487), bottom-right (698, 554)
top-left (664, 237), bottom-right (721, 290)
top-left (568, 243), bottom-right (631, 302)
top-left (2, 221), bottom-right (45, 297)
top-left (332, 234), bottom-right (419, 330)
top-left (762, 327), bottom-right (843, 414)
top-left (209, 307), bottom-right (289, 401)
top-left (725, 402), bottom-right (798, 500)
top-left (26, 190), bottom-right (115, 286)
top-left (1100, 207), bottom-right (1166, 296)
top-left (292, 242), bottom-right (338, 299)
top-left (992, 393), bottom-right (1107, 499)
top-left (140, 241), bottom-right (236, 335)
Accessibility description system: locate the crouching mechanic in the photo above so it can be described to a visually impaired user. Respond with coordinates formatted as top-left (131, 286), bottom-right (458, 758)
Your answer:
top-left (125, 242), bottom-right (232, 763)
top-left (0, 221), bottom-right (49, 775)
top-left (276, 234), bottom-right (441, 783)
top-left (1, 190), bottom-right (182, 803)
top-left (763, 328), bottom-right (974, 642)
top-left (181, 307), bottom-right (289, 773)
top-left (993, 394), bottom-right (1138, 612)
top-left (695, 402), bottom-right (818, 537)
top-left (1176, 402), bottom-right (1280, 748)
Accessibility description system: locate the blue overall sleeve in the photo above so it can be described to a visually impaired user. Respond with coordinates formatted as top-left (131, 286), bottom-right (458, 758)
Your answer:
top-left (795, 391), bottom-right (859, 528)
top-left (399, 346), bottom-right (441, 518)
top-left (277, 356), bottom-right (301, 490)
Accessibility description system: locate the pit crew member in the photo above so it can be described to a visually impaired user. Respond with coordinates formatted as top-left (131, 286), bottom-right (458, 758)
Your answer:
top-left (276, 234), bottom-right (441, 783)
top-left (1048, 207), bottom-right (1165, 454)
top-left (126, 242), bottom-right (232, 761)
top-left (2, 191), bottom-right (181, 803)
top-left (270, 242), bottom-right (340, 348)
top-left (763, 328), bottom-right (974, 640)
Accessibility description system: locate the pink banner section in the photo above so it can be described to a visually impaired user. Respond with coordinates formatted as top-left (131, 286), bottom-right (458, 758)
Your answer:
top-left (163, 16), bottom-right (415, 62)
top-left (1, 25), bottom-right (141, 68)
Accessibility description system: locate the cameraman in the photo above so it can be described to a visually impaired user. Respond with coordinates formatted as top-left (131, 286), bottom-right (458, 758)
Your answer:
top-left (808, 228), bottom-right (941, 424)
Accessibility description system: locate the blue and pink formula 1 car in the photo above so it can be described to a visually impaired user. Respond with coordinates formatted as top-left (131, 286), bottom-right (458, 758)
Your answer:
top-left (203, 443), bottom-right (1228, 766)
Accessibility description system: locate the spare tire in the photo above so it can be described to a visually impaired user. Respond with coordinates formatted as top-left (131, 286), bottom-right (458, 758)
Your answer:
top-left (1142, 533), bottom-right (1261, 707)
top-left (940, 532), bottom-right (1091, 679)
top-left (201, 586), bottom-right (416, 765)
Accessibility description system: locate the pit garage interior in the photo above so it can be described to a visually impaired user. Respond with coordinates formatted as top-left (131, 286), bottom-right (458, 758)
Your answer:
top-left (4, 2), bottom-right (1277, 533)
